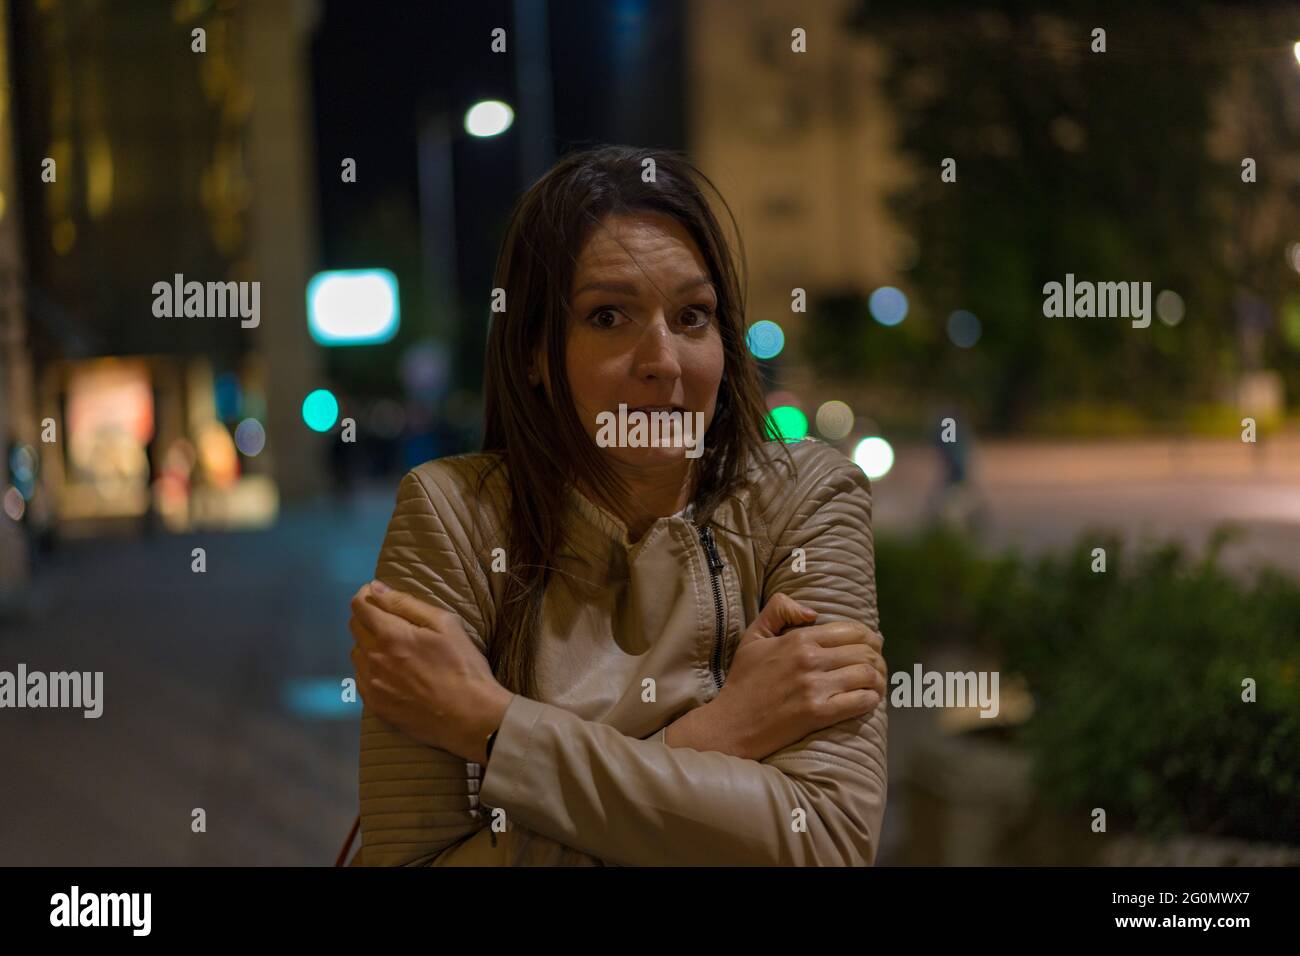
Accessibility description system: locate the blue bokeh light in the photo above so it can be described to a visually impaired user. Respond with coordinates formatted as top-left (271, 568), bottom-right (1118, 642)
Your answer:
top-left (869, 287), bottom-right (909, 326)
top-left (746, 320), bottom-right (786, 359)
top-left (302, 389), bottom-right (340, 432)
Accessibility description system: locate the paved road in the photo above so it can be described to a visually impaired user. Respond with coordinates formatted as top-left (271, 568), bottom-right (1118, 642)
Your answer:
top-left (873, 436), bottom-right (1300, 578)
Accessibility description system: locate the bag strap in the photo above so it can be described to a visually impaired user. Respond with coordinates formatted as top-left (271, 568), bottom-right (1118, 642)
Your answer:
top-left (335, 813), bottom-right (361, 867)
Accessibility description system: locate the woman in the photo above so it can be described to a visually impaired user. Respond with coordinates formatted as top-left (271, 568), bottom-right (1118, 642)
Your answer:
top-left (346, 145), bottom-right (889, 866)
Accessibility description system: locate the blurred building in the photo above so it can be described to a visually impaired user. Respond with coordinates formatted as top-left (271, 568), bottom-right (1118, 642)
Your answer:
top-left (688, 0), bottom-right (910, 418)
top-left (5, 0), bottom-right (326, 554)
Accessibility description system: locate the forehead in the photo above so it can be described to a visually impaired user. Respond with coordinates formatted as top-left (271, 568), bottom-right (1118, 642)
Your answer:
top-left (571, 211), bottom-right (710, 289)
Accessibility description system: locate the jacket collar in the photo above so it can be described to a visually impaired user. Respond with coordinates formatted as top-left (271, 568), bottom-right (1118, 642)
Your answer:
top-left (549, 451), bottom-right (766, 560)
top-left (562, 482), bottom-right (697, 556)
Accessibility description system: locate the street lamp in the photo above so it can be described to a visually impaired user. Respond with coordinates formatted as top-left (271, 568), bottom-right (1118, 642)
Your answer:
top-left (416, 98), bottom-right (516, 446)
top-left (417, 99), bottom-right (516, 343)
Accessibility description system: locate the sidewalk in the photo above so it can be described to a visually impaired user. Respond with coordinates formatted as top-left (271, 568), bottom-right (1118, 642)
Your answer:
top-left (0, 488), bottom-right (394, 865)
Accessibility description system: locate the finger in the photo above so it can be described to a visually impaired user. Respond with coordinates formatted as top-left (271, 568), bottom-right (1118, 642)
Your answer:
top-left (808, 621), bottom-right (882, 653)
top-left (796, 621), bottom-right (874, 649)
top-left (862, 627), bottom-right (883, 654)
top-left (349, 582), bottom-right (374, 618)
top-left (755, 593), bottom-right (818, 637)
top-left (742, 595), bottom-right (807, 645)
top-left (350, 645), bottom-right (371, 691)
top-left (348, 615), bottom-right (379, 651)
top-left (351, 593), bottom-right (416, 645)
top-left (836, 624), bottom-right (883, 654)
top-left (824, 663), bottom-right (885, 698)
top-left (367, 581), bottom-right (453, 630)
top-left (822, 644), bottom-right (888, 684)
top-left (817, 643), bottom-right (876, 670)
top-left (825, 688), bottom-right (881, 721)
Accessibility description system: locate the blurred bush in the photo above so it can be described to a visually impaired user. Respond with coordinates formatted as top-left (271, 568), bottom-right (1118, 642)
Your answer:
top-left (874, 525), bottom-right (1014, 667)
top-left (875, 527), bottom-right (1300, 844)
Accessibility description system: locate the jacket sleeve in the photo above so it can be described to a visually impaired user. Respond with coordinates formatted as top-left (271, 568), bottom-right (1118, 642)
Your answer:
top-left (358, 464), bottom-right (499, 866)
top-left (476, 444), bottom-right (887, 866)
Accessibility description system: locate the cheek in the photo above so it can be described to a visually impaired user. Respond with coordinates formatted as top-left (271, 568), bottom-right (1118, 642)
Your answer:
top-left (564, 334), bottom-right (616, 420)
top-left (684, 338), bottom-right (726, 412)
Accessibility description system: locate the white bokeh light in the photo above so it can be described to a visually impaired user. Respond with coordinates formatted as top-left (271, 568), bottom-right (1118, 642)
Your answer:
top-left (464, 100), bottom-right (515, 137)
top-left (853, 436), bottom-right (895, 480)
top-left (307, 269), bottom-right (399, 345)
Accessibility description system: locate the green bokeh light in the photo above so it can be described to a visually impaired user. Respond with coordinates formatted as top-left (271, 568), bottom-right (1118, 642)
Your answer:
top-left (766, 405), bottom-right (808, 443)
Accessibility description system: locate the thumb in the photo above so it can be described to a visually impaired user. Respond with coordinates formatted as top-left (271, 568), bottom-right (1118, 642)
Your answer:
top-left (748, 593), bottom-right (817, 641)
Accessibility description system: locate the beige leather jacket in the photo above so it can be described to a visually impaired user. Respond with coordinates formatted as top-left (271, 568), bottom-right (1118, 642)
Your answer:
top-left (355, 438), bottom-right (887, 866)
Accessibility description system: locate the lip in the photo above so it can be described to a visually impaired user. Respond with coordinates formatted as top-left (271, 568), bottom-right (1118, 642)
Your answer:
top-left (630, 405), bottom-right (688, 414)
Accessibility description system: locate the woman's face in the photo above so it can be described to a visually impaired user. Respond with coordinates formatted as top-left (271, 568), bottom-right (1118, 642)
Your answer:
top-left (557, 210), bottom-right (726, 474)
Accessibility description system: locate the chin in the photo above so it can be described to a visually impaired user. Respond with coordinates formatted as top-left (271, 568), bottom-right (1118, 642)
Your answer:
top-left (606, 446), bottom-right (693, 470)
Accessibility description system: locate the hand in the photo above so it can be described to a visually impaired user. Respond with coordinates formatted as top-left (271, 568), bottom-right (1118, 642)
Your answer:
top-left (676, 593), bottom-right (886, 761)
top-left (348, 580), bottom-right (514, 764)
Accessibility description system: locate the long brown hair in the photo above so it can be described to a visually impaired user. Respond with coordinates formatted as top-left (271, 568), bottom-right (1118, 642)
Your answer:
top-left (478, 145), bottom-right (787, 698)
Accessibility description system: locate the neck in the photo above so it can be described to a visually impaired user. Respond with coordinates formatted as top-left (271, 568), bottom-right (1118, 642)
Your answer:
top-left (583, 458), bottom-right (695, 543)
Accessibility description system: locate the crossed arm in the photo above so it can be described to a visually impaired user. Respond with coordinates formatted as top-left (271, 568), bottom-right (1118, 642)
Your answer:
top-left (357, 460), bottom-right (887, 866)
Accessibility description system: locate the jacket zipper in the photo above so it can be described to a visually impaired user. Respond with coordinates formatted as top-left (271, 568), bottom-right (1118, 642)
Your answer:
top-left (696, 523), bottom-right (727, 690)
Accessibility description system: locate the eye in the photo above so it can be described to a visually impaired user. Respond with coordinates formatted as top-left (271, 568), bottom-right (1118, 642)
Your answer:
top-left (680, 304), bottom-right (716, 329)
top-left (587, 307), bottom-right (626, 330)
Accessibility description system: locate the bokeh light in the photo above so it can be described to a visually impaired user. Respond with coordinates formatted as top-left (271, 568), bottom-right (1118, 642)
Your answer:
top-left (9, 444), bottom-right (37, 485)
top-left (464, 100), bottom-right (515, 137)
top-left (197, 421), bottom-right (240, 487)
top-left (1156, 290), bottom-right (1185, 327)
top-left (766, 405), bottom-right (808, 443)
top-left (3, 486), bottom-right (24, 521)
top-left (815, 400), bottom-right (855, 440)
top-left (1159, 290), bottom-right (1190, 327)
top-left (853, 436), bottom-right (895, 480)
top-left (307, 269), bottom-right (400, 346)
top-left (234, 418), bottom-right (267, 456)
top-left (746, 319), bottom-right (785, 359)
top-left (946, 310), bottom-right (982, 348)
top-left (302, 389), bottom-right (340, 433)
top-left (868, 286), bottom-right (908, 326)
top-left (214, 372), bottom-right (241, 421)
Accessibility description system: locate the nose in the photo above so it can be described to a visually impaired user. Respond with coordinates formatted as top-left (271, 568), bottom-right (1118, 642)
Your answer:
top-left (632, 314), bottom-right (682, 382)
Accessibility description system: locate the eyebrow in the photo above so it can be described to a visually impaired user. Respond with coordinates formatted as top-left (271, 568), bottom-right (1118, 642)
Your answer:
top-left (572, 275), bottom-right (715, 299)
